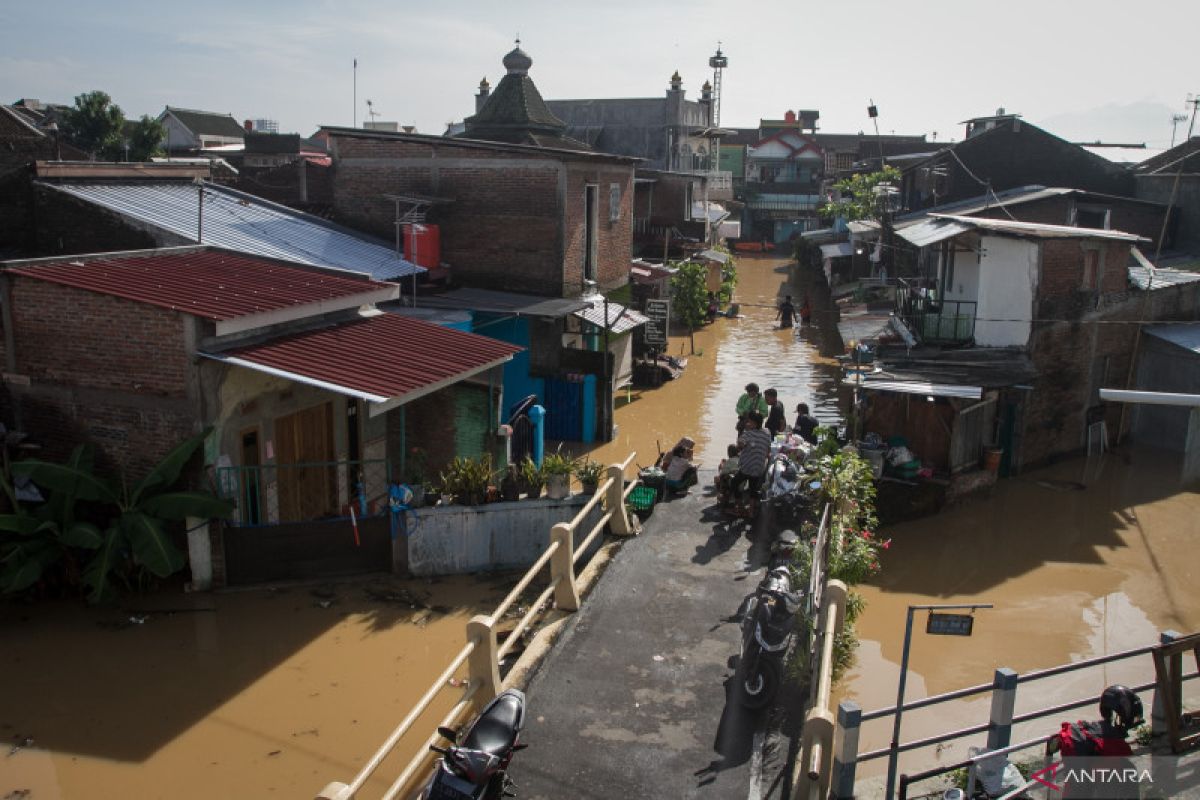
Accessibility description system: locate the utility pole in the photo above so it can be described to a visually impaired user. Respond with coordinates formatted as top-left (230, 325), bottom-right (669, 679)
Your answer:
top-left (352, 58), bottom-right (358, 128)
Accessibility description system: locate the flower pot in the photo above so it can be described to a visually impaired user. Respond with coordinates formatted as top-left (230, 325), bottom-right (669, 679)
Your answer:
top-left (545, 473), bottom-right (570, 500)
top-left (983, 447), bottom-right (1003, 473)
top-left (580, 480), bottom-right (598, 495)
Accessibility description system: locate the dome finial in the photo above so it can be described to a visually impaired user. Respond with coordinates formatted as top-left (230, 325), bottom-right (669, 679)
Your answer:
top-left (503, 38), bottom-right (532, 75)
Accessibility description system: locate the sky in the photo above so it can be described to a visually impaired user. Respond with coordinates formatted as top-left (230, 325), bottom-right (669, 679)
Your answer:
top-left (3, 0), bottom-right (1197, 149)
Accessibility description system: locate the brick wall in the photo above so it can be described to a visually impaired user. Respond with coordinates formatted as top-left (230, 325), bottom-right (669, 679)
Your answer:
top-left (5, 277), bottom-right (197, 473)
top-left (33, 185), bottom-right (184, 256)
top-left (1020, 244), bottom-right (1200, 467)
top-left (328, 133), bottom-right (633, 297)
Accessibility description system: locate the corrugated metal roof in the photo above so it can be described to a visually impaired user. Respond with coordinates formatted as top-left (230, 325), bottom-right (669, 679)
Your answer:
top-left (820, 243), bottom-right (854, 258)
top-left (859, 379), bottom-right (982, 399)
top-left (932, 214), bottom-right (1148, 242)
top-left (896, 218), bottom-right (974, 247)
top-left (42, 181), bottom-right (423, 281)
top-left (1127, 247), bottom-right (1200, 291)
top-left (202, 312), bottom-right (521, 412)
top-left (6, 249), bottom-right (396, 325)
top-left (1143, 324), bottom-right (1200, 355)
top-left (573, 299), bottom-right (648, 334)
top-left (418, 288), bottom-right (588, 318)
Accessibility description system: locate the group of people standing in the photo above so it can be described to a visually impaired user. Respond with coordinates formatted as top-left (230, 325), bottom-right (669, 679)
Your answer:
top-left (723, 383), bottom-right (821, 516)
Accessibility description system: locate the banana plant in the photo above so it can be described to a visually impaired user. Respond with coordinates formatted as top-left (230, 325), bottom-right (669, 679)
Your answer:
top-left (10, 429), bottom-right (232, 603)
top-left (0, 444), bottom-right (103, 595)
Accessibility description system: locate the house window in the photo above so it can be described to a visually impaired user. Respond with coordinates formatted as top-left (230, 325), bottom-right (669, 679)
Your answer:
top-left (1074, 206), bottom-right (1111, 230)
top-left (609, 183), bottom-right (621, 223)
top-left (1082, 248), bottom-right (1101, 290)
top-left (584, 184), bottom-right (599, 281)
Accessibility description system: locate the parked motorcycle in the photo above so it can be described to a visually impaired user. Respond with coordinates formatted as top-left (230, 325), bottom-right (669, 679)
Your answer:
top-left (738, 565), bottom-right (803, 709)
top-left (424, 688), bottom-right (527, 800)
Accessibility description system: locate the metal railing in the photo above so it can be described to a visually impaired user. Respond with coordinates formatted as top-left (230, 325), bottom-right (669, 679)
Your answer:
top-left (833, 630), bottom-right (1200, 799)
top-left (315, 453), bottom-right (640, 800)
top-left (215, 459), bottom-right (392, 527)
top-left (894, 278), bottom-right (978, 344)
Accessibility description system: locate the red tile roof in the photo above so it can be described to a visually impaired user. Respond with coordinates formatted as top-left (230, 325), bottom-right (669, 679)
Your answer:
top-left (6, 249), bottom-right (392, 321)
top-left (210, 313), bottom-right (522, 404)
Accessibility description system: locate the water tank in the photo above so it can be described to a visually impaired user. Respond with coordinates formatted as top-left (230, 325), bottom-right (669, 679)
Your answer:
top-left (403, 223), bottom-right (441, 269)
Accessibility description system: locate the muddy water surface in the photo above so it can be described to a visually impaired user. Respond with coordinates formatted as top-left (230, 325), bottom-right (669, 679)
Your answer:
top-left (585, 254), bottom-right (843, 470)
top-left (1, 575), bottom-right (515, 800)
top-left (842, 449), bottom-right (1200, 777)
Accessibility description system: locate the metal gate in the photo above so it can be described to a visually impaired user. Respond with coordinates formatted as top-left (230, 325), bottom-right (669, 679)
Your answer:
top-left (543, 377), bottom-right (584, 441)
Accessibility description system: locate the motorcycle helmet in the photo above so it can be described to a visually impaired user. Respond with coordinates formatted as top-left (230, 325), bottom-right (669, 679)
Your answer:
top-left (1099, 684), bottom-right (1143, 730)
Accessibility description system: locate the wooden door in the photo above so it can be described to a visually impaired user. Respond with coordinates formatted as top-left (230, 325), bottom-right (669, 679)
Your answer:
top-left (275, 402), bottom-right (337, 522)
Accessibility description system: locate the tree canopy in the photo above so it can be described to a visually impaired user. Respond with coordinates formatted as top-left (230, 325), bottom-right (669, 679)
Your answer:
top-left (818, 166), bottom-right (902, 223)
top-left (60, 91), bottom-right (164, 161)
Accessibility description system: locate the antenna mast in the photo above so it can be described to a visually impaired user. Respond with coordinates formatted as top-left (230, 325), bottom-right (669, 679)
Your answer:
top-left (708, 43), bottom-right (727, 127)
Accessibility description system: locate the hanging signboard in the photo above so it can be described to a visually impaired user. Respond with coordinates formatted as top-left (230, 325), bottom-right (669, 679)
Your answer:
top-left (926, 612), bottom-right (975, 636)
top-left (643, 299), bottom-right (669, 348)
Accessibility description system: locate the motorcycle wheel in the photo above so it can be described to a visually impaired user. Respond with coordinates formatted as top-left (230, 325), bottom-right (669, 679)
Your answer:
top-left (740, 655), bottom-right (780, 710)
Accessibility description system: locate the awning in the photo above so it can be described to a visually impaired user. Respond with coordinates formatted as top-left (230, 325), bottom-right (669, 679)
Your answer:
top-left (573, 298), bottom-right (649, 334)
top-left (859, 379), bottom-right (982, 400)
top-left (820, 243), bottom-right (854, 259)
top-left (416, 288), bottom-right (589, 318)
top-left (896, 218), bottom-right (974, 247)
top-left (201, 312), bottom-right (521, 416)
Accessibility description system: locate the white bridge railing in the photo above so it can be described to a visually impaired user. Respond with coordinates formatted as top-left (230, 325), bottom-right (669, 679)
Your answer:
top-left (316, 454), bottom-right (641, 800)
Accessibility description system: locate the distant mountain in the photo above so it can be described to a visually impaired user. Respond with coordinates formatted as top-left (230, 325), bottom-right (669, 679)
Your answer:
top-left (1032, 101), bottom-right (1182, 148)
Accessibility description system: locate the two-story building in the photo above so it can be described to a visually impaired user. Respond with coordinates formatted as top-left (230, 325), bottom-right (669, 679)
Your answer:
top-left (856, 215), bottom-right (1200, 475)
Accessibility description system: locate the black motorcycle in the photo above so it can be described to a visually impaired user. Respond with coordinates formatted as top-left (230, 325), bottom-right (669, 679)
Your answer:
top-left (424, 688), bottom-right (526, 800)
top-left (738, 566), bottom-right (803, 709)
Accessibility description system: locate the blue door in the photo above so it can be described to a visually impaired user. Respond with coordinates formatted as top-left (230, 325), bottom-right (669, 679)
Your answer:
top-left (543, 377), bottom-right (583, 441)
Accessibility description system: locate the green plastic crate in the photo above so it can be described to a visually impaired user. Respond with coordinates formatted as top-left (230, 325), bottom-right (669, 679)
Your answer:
top-left (628, 485), bottom-right (657, 513)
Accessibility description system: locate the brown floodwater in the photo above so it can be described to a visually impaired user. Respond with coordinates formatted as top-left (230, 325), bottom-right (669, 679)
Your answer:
top-left (1, 574), bottom-right (516, 800)
top-left (842, 447), bottom-right (1200, 778)
top-left (585, 254), bottom-right (844, 471)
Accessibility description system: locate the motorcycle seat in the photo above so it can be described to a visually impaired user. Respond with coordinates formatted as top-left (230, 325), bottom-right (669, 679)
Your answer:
top-left (462, 692), bottom-right (523, 756)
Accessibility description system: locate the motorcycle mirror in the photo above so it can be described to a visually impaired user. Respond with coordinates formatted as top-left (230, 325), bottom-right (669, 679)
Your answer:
top-left (436, 726), bottom-right (459, 742)
top-left (429, 745), bottom-right (449, 755)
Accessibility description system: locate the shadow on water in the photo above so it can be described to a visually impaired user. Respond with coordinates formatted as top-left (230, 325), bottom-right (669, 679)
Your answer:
top-left (0, 573), bottom-right (516, 798)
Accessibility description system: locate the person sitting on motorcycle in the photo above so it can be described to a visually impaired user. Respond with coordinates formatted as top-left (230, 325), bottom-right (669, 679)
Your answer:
top-left (734, 412), bottom-right (772, 517)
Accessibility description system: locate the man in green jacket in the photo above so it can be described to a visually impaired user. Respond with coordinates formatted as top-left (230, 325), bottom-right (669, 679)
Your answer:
top-left (736, 382), bottom-right (768, 432)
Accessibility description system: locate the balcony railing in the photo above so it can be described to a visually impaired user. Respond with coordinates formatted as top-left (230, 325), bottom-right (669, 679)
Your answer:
top-left (895, 279), bottom-right (977, 344)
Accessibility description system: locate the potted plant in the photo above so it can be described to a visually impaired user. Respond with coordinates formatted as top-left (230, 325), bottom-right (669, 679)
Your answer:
top-left (518, 457), bottom-right (544, 499)
top-left (542, 451), bottom-right (574, 500)
top-left (575, 459), bottom-right (605, 494)
top-left (438, 454), bottom-right (495, 506)
top-left (499, 464), bottom-right (522, 502)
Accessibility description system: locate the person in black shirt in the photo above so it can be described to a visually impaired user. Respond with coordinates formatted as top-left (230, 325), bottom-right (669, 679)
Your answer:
top-left (793, 402), bottom-right (819, 444)
top-left (776, 295), bottom-right (796, 329)
top-left (764, 388), bottom-right (787, 437)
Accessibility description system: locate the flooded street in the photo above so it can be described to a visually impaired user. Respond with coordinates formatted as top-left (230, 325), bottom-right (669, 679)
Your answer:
top-left (1, 575), bottom-right (512, 800)
top-left (587, 254), bottom-right (843, 470)
top-left (3, 253), bottom-right (1196, 798)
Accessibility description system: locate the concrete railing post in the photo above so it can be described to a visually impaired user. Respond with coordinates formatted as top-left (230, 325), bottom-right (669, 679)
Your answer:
top-left (1152, 629), bottom-right (1182, 738)
top-left (314, 782), bottom-right (352, 800)
top-left (605, 464), bottom-right (634, 536)
top-left (466, 615), bottom-right (501, 706)
top-left (833, 701), bottom-right (862, 799)
top-left (986, 667), bottom-right (1019, 750)
top-left (550, 523), bottom-right (580, 611)
top-left (185, 516), bottom-right (212, 591)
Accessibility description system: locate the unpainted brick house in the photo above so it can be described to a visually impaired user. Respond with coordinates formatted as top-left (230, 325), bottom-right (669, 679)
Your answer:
top-left (0, 247), bottom-right (519, 586)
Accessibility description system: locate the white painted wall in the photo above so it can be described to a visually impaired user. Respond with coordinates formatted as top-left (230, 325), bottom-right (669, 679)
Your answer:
top-left (975, 235), bottom-right (1038, 347)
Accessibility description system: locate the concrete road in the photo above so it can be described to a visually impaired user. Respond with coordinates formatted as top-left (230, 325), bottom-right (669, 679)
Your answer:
top-left (508, 474), bottom-right (797, 799)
